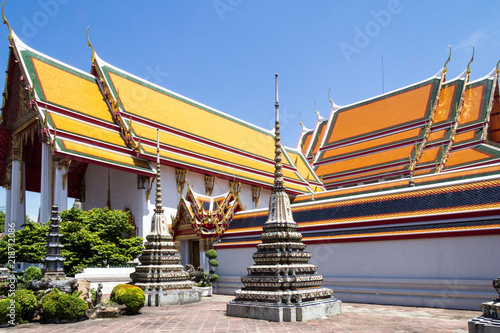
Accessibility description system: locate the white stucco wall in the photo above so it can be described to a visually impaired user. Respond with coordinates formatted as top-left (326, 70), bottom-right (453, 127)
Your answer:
top-left (214, 235), bottom-right (500, 310)
top-left (82, 164), bottom-right (273, 238)
top-left (83, 164), bottom-right (149, 237)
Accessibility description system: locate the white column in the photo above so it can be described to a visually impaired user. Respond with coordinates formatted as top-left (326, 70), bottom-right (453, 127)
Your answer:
top-left (53, 159), bottom-right (68, 212)
top-left (4, 187), bottom-right (11, 234)
top-left (39, 143), bottom-right (52, 224)
top-left (179, 240), bottom-right (189, 266)
top-left (200, 251), bottom-right (209, 273)
top-left (10, 159), bottom-right (26, 230)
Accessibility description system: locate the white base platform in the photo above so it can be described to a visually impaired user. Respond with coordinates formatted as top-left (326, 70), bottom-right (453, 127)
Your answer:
top-left (145, 289), bottom-right (201, 306)
top-left (226, 298), bottom-right (341, 322)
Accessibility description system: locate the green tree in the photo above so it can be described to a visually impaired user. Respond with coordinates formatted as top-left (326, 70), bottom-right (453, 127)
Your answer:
top-left (0, 222), bottom-right (50, 264)
top-left (0, 207), bottom-right (144, 276)
top-left (0, 208), bottom-right (4, 234)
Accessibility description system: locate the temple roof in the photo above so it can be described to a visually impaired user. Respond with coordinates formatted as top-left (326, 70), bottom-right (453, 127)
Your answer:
top-left (6, 31), bottom-right (154, 176)
top-left (216, 169), bottom-right (500, 248)
top-left (304, 58), bottom-right (500, 190)
top-left (1, 27), bottom-right (321, 195)
top-left (90, 55), bottom-right (322, 194)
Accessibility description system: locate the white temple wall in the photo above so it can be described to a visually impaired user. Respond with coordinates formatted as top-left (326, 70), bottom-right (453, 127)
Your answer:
top-left (83, 164), bottom-right (148, 237)
top-left (214, 235), bottom-right (500, 310)
top-left (82, 163), bottom-right (274, 239)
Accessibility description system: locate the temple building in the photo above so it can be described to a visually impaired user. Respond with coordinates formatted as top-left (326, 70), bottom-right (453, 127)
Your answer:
top-left (1, 11), bottom-right (500, 310)
top-left (0, 15), bottom-right (320, 274)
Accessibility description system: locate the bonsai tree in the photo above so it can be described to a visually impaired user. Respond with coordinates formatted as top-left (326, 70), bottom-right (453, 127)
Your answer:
top-left (199, 249), bottom-right (219, 287)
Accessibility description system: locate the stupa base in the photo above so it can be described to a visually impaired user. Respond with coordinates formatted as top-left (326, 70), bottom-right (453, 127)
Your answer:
top-left (227, 298), bottom-right (341, 322)
top-left (469, 316), bottom-right (500, 333)
top-left (144, 289), bottom-right (201, 306)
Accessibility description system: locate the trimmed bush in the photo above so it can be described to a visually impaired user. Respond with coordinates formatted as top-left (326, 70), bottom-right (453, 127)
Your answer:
top-left (205, 249), bottom-right (217, 259)
top-left (41, 289), bottom-right (88, 322)
top-left (0, 298), bottom-right (21, 326)
top-left (21, 266), bottom-right (42, 282)
top-left (11, 289), bottom-right (37, 321)
top-left (110, 284), bottom-right (145, 314)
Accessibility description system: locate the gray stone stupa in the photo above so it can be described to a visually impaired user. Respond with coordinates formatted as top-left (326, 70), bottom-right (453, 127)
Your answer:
top-left (130, 130), bottom-right (201, 306)
top-left (226, 74), bottom-right (341, 322)
top-left (43, 204), bottom-right (66, 278)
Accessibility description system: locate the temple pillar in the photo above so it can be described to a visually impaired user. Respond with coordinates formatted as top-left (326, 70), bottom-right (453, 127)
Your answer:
top-left (10, 159), bottom-right (26, 230)
top-left (53, 158), bottom-right (70, 212)
top-left (179, 240), bottom-right (189, 266)
top-left (39, 143), bottom-right (52, 224)
top-left (4, 187), bottom-right (11, 234)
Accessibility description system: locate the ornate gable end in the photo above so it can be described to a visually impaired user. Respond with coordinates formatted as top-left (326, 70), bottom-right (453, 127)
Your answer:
top-left (171, 184), bottom-right (244, 240)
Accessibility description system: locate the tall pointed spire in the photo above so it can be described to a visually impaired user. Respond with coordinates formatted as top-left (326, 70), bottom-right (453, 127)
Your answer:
top-left (130, 128), bottom-right (200, 306)
top-left (227, 74), bottom-right (341, 322)
top-left (273, 74), bottom-right (284, 193)
top-left (150, 129), bottom-right (167, 235)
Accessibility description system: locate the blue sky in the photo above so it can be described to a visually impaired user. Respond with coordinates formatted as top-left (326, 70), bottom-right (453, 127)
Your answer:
top-left (1, 0), bottom-right (500, 220)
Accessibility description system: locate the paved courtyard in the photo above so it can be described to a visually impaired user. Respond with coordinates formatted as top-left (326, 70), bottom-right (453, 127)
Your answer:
top-left (5, 294), bottom-right (480, 332)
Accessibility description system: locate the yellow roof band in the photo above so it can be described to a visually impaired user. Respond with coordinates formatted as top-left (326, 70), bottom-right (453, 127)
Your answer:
top-left (32, 58), bottom-right (113, 123)
top-left (142, 145), bottom-right (310, 193)
top-left (62, 140), bottom-right (150, 169)
top-left (109, 72), bottom-right (275, 160)
top-left (49, 113), bottom-right (126, 147)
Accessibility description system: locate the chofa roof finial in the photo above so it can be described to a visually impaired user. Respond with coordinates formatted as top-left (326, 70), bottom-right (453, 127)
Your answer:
top-left (1, 2), bottom-right (13, 42)
top-left (443, 44), bottom-right (451, 75)
top-left (467, 44), bottom-right (475, 76)
top-left (86, 26), bottom-right (96, 62)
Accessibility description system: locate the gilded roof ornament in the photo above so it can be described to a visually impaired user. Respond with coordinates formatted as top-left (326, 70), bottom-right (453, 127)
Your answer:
top-left (328, 88), bottom-right (340, 111)
top-left (86, 26), bottom-right (96, 62)
top-left (443, 45), bottom-right (451, 75)
top-left (467, 44), bottom-right (475, 76)
top-left (1, 2), bottom-right (13, 42)
top-left (496, 59), bottom-right (500, 75)
top-left (299, 112), bottom-right (305, 130)
top-left (314, 100), bottom-right (321, 121)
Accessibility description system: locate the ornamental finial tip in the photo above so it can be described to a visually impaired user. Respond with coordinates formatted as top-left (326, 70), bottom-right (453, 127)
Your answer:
top-left (467, 44), bottom-right (475, 75)
top-left (2, 2), bottom-right (13, 42)
top-left (86, 26), bottom-right (96, 62)
top-left (443, 45), bottom-right (451, 74)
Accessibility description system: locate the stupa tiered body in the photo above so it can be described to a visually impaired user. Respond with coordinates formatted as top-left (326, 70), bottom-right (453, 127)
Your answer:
top-left (226, 75), bottom-right (341, 322)
top-left (43, 204), bottom-right (66, 278)
top-left (130, 131), bottom-right (201, 306)
top-left (469, 277), bottom-right (500, 332)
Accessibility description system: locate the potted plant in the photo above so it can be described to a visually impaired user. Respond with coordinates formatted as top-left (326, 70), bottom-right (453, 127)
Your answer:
top-left (197, 249), bottom-right (219, 296)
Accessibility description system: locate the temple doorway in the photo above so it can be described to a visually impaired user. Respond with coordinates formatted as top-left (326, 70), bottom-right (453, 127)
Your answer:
top-left (189, 240), bottom-right (200, 268)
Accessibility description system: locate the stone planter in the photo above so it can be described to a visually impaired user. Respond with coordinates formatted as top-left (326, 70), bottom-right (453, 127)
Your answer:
top-left (197, 286), bottom-right (212, 297)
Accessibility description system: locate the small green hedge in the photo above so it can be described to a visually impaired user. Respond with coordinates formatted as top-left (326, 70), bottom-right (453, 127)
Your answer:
top-left (41, 289), bottom-right (88, 322)
top-left (0, 298), bottom-right (21, 326)
top-left (110, 284), bottom-right (145, 314)
top-left (11, 289), bottom-right (37, 321)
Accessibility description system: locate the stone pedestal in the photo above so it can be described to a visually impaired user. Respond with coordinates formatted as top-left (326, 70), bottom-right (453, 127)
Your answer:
top-left (145, 289), bottom-right (201, 306)
top-left (227, 298), bottom-right (341, 322)
top-left (469, 278), bottom-right (500, 332)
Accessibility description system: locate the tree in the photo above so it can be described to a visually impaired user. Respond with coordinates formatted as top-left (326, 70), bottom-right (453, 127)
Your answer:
top-left (0, 221), bottom-right (49, 264)
top-left (59, 207), bottom-right (144, 276)
top-left (0, 208), bottom-right (4, 234)
top-left (0, 207), bottom-right (144, 276)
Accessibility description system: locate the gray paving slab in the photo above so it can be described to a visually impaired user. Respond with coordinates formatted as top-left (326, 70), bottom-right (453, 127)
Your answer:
top-left (4, 294), bottom-right (481, 332)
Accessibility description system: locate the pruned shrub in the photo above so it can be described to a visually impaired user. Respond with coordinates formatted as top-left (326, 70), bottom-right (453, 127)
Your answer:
top-left (21, 266), bottom-right (42, 282)
top-left (0, 298), bottom-right (21, 326)
top-left (110, 284), bottom-right (145, 314)
top-left (11, 289), bottom-right (37, 321)
top-left (40, 289), bottom-right (88, 322)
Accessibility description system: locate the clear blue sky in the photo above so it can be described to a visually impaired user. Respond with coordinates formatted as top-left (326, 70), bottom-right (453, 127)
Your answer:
top-left (1, 0), bottom-right (499, 220)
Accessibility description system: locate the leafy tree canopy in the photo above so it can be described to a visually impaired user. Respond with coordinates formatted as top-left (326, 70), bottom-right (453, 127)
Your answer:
top-left (0, 207), bottom-right (144, 276)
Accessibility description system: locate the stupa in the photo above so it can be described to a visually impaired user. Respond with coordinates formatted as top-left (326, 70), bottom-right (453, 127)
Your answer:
top-left (130, 130), bottom-right (201, 306)
top-left (43, 204), bottom-right (66, 278)
top-left (226, 74), bottom-right (341, 322)
top-left (469, 277), bottom-right (500, 332)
